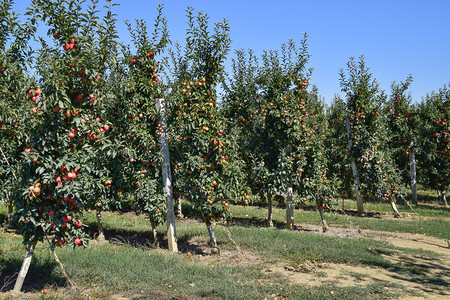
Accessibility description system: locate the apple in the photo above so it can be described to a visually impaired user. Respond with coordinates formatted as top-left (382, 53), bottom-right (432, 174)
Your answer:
top-left (74, 238), bottom-right (82, 246)
top-left (75, 221), bottom-right (82, 228)
top-left (103, 124), bottom-right (110, 131)
top-left (68, 132), bottom-right (75, 139)
top-left (33, 187), bottom-right (41, 196)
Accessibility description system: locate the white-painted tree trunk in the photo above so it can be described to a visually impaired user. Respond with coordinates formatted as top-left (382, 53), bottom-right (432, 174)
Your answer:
top-left (318, 207), bottom-right (329, 232)
top-left (177, 200), bottom-right (183, 218)
top-left (286, 187), bottom-right (294, 229)
top-left (206, 220), bottom-right (218, 249)
top-left (443, 192), bottom-right (449, 208)
top-left (346, 117), bottom-right (364, 216)
top-left (390, 200), bottom-right (402, 218)
top-left (267, 192), bottom-right (273, 227)
top-left (409, 150), bottom-right (418, 205)
top-left (13, 239), bottom-right (38, 292)
top-left (96, 209), bottom-right (105, 241)
top-left (156, 98), bottom-right (178, 253)
top-left (151, 221), bottom-right (159, 247)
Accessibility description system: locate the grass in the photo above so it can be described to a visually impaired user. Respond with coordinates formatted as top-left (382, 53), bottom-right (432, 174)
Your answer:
top-left (0, 230), bottom-right (398, 299)
top-left (229, 200), bottom-right (450, 240)
top-left (0, 194), bottom-right (449, 299)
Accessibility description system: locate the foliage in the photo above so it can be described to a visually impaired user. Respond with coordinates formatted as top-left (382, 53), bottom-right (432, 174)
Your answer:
top-left (386, 75), bottom-right (415, 187)
top-left (12, 0), bottom-right (119, 247)
top-left (166, 8), bottom-right (245, 223)
top-left (416, 84), bottom-right (449, 195)
top-left (339, 56), bottom-right (406, 204)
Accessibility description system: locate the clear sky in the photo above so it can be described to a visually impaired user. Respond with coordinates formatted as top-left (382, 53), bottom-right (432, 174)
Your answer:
top-left (12, 0), bottom-right (450, 104)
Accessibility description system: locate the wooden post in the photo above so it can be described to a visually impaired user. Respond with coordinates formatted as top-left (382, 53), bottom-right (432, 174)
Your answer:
top-left (409, 150), bottom-right (418, 205)
top-left (346, 117), bottom-right (364, 216)
top-left (286, 186), bottom-right (294, 229)
top-left (156, 98), bottom-right (178, 252)
top-left (267, 192), bottom-right (273, 227)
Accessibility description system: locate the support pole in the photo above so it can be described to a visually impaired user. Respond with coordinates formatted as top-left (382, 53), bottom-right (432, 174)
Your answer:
top-left (286, 186), bottom-right (294, 229)
top-left (409, 150), bottom-right (418, 205)
top-left (346, 117), bottom-right (364, 216)
top-left (156, 98), bottom-right (178, 252)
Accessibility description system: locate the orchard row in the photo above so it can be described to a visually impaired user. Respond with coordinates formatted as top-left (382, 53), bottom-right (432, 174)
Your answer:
top-left (0, 0), bottom-right (448, 292)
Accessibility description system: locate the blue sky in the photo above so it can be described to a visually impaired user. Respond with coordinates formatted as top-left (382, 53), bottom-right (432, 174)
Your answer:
top-left (13, 0), bottom-right (450, 104)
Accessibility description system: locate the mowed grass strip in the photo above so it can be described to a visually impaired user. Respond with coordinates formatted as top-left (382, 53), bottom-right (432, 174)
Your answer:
top-left (229, 202), bottom-right (450, 240)
top-left (0, 231), bottom-right (398, 300)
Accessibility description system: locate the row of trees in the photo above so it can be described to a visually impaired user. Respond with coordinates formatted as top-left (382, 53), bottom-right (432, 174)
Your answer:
top-left (0, 0), bottom-right (448, 292)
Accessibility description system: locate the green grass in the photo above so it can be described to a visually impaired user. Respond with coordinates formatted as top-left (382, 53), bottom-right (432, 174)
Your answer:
top-left (0, 231), bottom-right (398, 299)
top-left (229, 202), bottom-right (450, 240)
top-left (1, 195), bottom-right (449, 299)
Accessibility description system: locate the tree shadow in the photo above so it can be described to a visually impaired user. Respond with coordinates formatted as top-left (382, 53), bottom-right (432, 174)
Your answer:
top-left (0, 253), bottom-right (66, 293)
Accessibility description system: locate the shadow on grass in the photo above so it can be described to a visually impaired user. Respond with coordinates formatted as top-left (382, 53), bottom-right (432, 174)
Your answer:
top-left (84, 219), bottom-right (217, 256)
top-left (0, 255), bottom-right (65, 293)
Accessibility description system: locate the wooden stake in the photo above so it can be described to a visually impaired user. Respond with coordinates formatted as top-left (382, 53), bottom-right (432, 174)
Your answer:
top-left (156, 98), bottom-right (178, 252)
top-left (267, 192), bottom-right (273, 227)
top-left (286, 186), bottom-right (294, 229)
top-left (409, 150), bottom-right (418, 205)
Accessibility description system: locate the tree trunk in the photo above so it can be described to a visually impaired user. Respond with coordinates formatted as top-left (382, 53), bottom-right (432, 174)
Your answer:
top-left (13, 239), bottom-right (38, 292)
top-left (390, 200), bottom-right (402, 218)
top-left (205, 219), bottom-right (219, 253)
top-left (442, 192), bottom-right (449, 208)
top-left (96, 209), bottom-right (105, 242)
top-left (409, 150), bottom-right (418, 205)
top-left (151, 221), bottom-right (159, 247)
top-left (346, 117), bottom-right (364, 216)
top-left (318, 207), bottom-right (328, 232)
top-left (267, 192), bottom-right (273, 227)
top-left (286, 187), bottom-right (294, 229)
top-left (177, 199), bottom-right (183, 219)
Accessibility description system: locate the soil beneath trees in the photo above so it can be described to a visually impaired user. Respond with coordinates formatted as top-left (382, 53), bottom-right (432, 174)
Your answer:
top-left (183, 224), bottom-right (449, 300)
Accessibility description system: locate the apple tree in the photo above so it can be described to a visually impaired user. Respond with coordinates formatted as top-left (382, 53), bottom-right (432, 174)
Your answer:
top-left (325, 95), bottom-right (353, 203)
top-left (166, 8), bottom-right (248, 250)
top-left (416, 84), bottom-right (449, 207)
top-left (11, 0), bottom-right (119, 291)
top-left (386, 75), bottom-right (417, 204)
top-left (0, 0), bottom-right (36, 229)
top-left (118, 10), bottom-right (170, 243)
top-left (339, 56), bottom-right (405, 217)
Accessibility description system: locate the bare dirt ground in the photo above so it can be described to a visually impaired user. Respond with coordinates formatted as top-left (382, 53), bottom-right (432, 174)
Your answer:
top-left (186, 224), bottom-right (450, 300)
